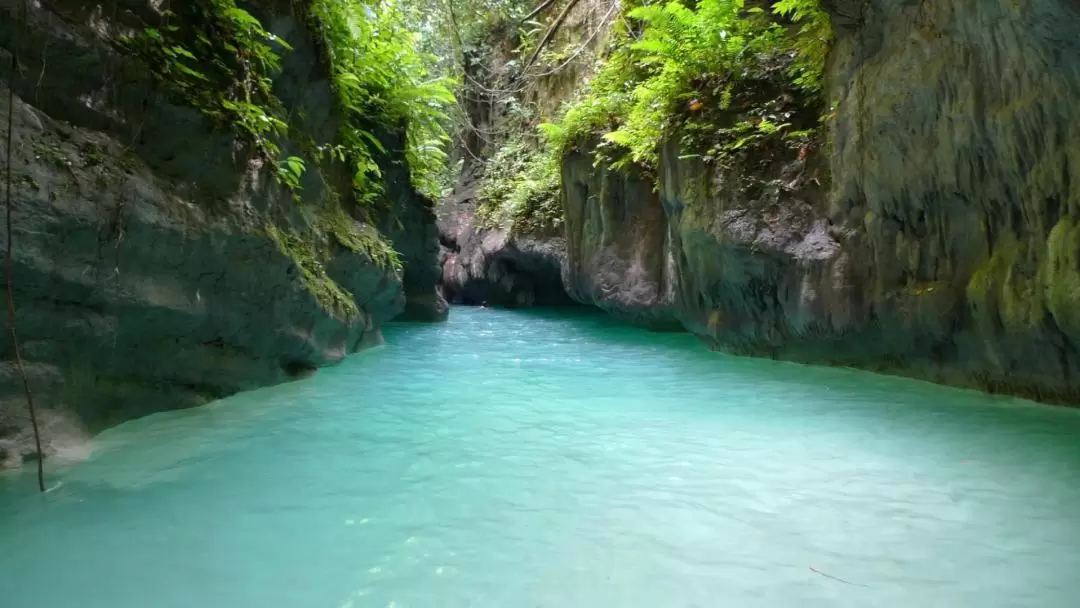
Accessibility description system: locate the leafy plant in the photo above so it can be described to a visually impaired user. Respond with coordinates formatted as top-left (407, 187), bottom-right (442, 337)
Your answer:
top-left (773, 0), bottom-right (832, 93)
top-left (124, 1), bottom-right (294, 177)
top-left (477, 135), bottom-right (561, 233)
top-left (541, 0), bottom-right (831, 170)
top-left (310, 0), bottom-right (457, 202)
top-left (276, 156), bottom-right (307, 196)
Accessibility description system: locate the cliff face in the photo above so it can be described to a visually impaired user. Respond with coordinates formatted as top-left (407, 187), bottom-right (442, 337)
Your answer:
top-left (560, 131), bottom-right (837, 337)
top-left (436, 0), bottom-right (610, 310)
top-left (561, 150), bottom-right (681, 330)
top-left (0, 0), bottom-right (442, 467)
top-left (820, 0), bottom-right (1080, 399)
top-left (439, 184), bottom-right (571, 308)
top-left (550, 0), bottom-right (1080, 402)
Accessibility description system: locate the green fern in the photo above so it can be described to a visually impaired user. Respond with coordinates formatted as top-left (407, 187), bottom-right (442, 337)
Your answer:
top-left (541, 0), bottom-right (830, 172)
top-left (310, 0), bottom-right (456, 203)
top-left (124, 1), bottom-right (292, 167)
top-left (773, 0), bottom-right (832, 93)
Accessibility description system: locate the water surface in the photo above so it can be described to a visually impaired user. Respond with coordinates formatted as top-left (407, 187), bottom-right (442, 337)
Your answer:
top-left (3, 307), bottom-right (1080, 607)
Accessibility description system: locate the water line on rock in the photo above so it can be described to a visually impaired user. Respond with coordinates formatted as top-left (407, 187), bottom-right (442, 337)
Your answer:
top-left (4, 0), bottom-right (45, 493)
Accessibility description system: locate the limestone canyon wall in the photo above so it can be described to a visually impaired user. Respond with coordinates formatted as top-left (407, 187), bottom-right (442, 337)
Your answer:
top-left (0, 0), bottom-right (442, 466)
top-left (544, 0), bottom-right (1080, 402)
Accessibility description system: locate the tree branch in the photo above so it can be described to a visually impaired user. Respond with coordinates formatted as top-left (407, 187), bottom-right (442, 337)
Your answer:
top-left (518, 0), bottom-right (583, 77)
top-left (519, 0), bottom-right (559, 24)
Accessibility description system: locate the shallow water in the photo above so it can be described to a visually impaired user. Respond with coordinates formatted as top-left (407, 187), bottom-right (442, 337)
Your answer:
top-left (3, 307), bottom-right (1080, 607)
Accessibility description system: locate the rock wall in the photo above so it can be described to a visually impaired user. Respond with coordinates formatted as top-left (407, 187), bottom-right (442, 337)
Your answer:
top-left (551, 0), bottom-right (1080, 403)
top-left (560, 150), bottom-right (681, 330)
top-left (0, 0), bottom-right (440, 467)
top-left (436, 0), bottom-right (612, 308)
top-left (377, 129), bottom-right (450, 322)
top-left (819, 0), bottom-right (1080, 400)
top-left (438, 183), bottom-right (571, 308)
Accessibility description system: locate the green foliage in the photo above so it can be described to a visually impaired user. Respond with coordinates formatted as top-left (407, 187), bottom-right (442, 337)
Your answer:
top-left (276, 156), bottom-right (307, 196)
top-left (310, 0), bottom-right (456, 202)
top-left (477, 136), bottom-right (562, 233)
top-left (541, 0), bottom-right (831, 170)
top-left (127, 0), bottom-right (460, 206)
top-left (773, 0), bottom-right (832, 93)
top-left (689, 89), bottom-right (819, 165)
top-left (474, 0), bottom-right (832, 232)
top-left (123, 1), bottom-right (300, 187)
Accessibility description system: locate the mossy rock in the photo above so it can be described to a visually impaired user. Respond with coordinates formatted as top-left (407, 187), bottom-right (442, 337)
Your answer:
top-left (317, 205), bottom-right (403, 275)
top-left (966, 236), bottom-right (1045, 333)
top-left (265, 223), bottom-right (360, 321)
top-left (1040, 216), bottom-right (1080, 336)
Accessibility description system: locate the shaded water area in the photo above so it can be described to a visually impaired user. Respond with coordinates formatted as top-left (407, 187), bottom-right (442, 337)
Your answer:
top-left (3, 307), bottom-right (1080, 607)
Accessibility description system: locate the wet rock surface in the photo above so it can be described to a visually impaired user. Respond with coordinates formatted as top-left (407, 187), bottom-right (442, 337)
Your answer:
top-left (438, 183), bottom-right (572, 309)
top-left (461, 0), bottom-right (1080, 403)
top-left (0, 0), bottom-right (440, 465)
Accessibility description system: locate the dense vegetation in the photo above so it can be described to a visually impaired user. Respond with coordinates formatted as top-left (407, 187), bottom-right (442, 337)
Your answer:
top-left (123, 1), bottom-right (294, 173)
top-left (125, 0), bottom-right (831, 291)
top-left (128, 0), bottom-right (455, 202)
top-left (125, 0), bottom-right (462, 317)
top-left (476, 0), bottom-right (831, 231)
top-left (309, 0), bottom-right (455, 202)
top-left (543, 0), bottom-right (829, 165)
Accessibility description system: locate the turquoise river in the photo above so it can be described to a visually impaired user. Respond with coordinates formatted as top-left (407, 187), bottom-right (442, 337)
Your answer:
top-left (3, 308), bottom-right (1080, 607)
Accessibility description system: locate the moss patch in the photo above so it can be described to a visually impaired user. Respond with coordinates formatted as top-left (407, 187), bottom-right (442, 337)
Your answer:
top-left (903, 281), bottom-right (948, 297)
top-left (1040, 215), bottom-right (1080, 335)
top-left (265, 223), bottom-right (360, 321)
top-left (316, 204), bottom-right (403, 274)
top-left (966, 238), bottom-right (1016, 330)
top-left (999, 242), bottom-right (1043, 331)
top-left (967, 235), bottom-right (1048, 333)
top-left (264, 194), bottom-right (404, 322)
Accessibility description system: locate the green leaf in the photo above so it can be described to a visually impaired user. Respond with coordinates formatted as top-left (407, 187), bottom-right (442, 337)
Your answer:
top-left (171, 46), bottom-right (196, 59)
top-left (355, 129), bottom-right (387, 154)
top-left (286, 156), bottom-right (305, 175)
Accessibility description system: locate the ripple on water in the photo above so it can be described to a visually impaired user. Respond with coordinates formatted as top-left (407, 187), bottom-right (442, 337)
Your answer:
top-left (3, 307), bottom-right (1080, 607)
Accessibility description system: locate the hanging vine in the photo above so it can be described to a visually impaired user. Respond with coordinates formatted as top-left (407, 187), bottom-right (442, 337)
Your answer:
top-left (4, 0), bottom-right (46, 493)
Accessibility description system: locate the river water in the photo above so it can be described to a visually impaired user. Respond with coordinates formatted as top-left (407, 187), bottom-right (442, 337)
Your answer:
top-left (3, 307), bottom-right (1080, 607)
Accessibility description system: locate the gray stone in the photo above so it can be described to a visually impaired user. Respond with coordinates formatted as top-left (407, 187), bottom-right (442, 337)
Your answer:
top-left (437, 181), bottom-right (573, 309)
top-left (0, 0), bottom-right (439, 467)
top-left (482, 0), bottom-right (1080, 403)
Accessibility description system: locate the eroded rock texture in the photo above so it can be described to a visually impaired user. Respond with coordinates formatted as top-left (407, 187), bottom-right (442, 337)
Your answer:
top-left (561, 150), bottom-right (682, 330)
top-left (819, 0), bottom-right (1080, 399)
top-left (552, 0), bottom-right (1080, 402)
top-left (0, 0), bottom-right (440, 466)
top-left (438, 183), bottom-right (571, 308)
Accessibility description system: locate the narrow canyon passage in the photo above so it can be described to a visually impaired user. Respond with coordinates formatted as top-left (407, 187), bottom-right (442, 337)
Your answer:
top-left (5, 0), bottom-right (1080, 605)
top-left (3, 308), bottom-right (1079, 607)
